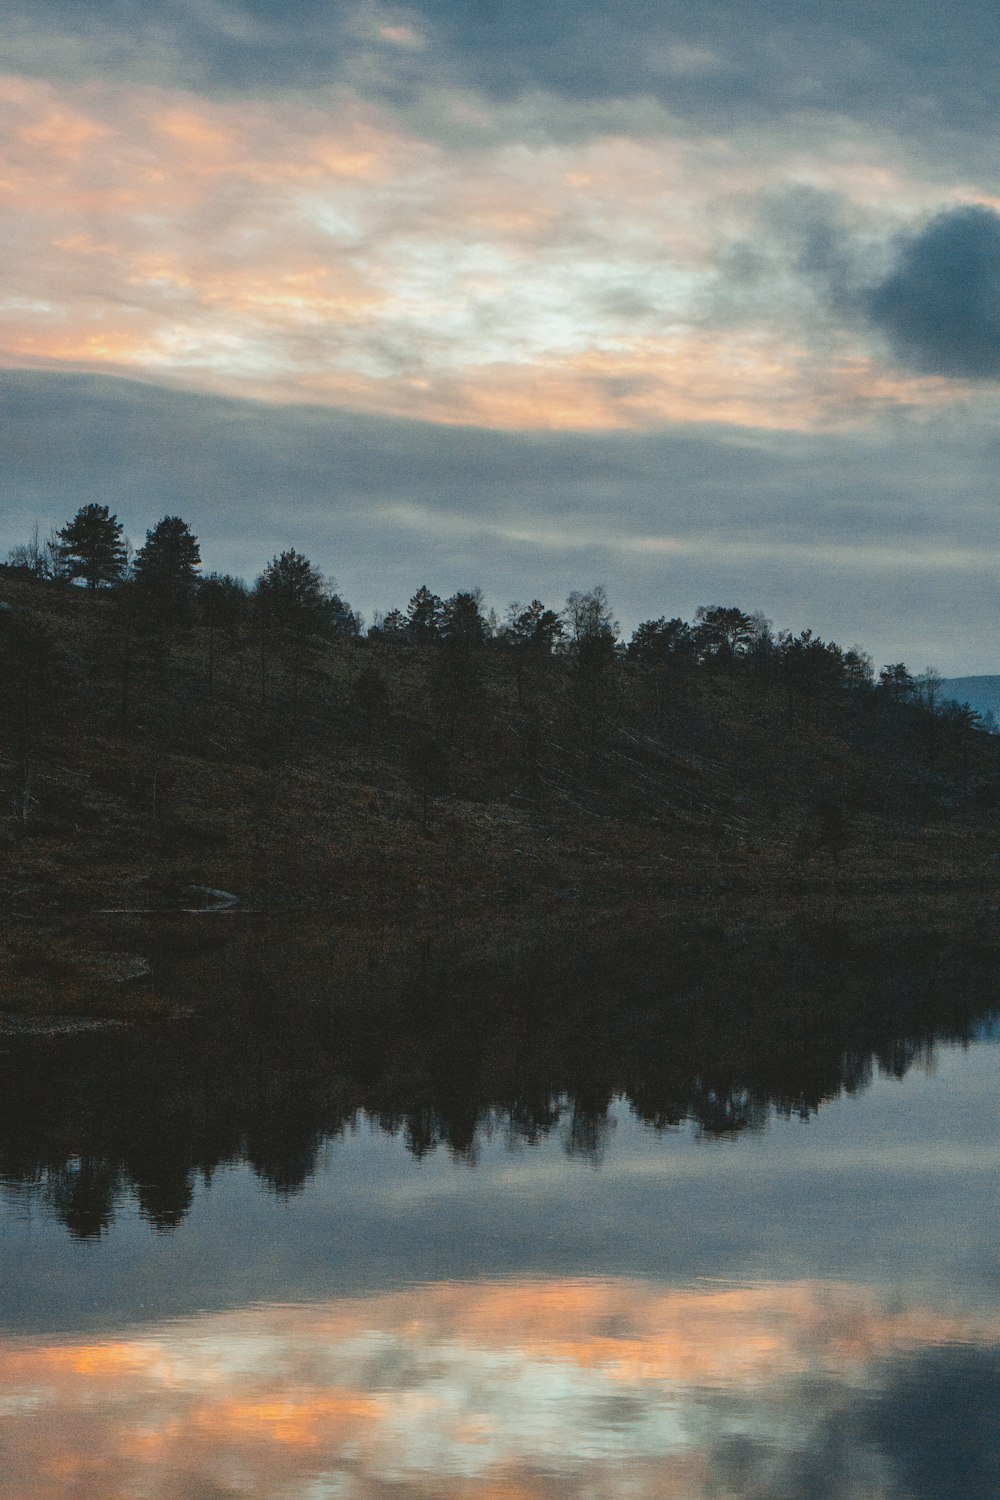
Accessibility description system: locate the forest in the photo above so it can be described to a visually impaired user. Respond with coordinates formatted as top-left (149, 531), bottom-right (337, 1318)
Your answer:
top-left (2, 503), bottom-right (1000, 1018)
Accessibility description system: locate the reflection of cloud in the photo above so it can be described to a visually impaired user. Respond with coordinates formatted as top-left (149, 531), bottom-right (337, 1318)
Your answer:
top-left (0, 72), bottom-right (984, 430)
top-left (864, 1345), bottom-right (1000, 1500)
top-left (1, 1278), bottom-right (997, 1498)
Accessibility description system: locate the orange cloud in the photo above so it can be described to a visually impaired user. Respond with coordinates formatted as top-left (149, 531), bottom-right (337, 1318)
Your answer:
top-left (0, 73), bottom-right (987, 432)
top-left (152, 107), bottom-right (236, 155)
top-left (1, 1278), bottom-right (995, 1500)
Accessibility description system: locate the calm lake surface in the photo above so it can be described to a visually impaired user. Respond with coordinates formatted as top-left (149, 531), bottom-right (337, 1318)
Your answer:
top-left (1, 927), bottom-right (998, 1497)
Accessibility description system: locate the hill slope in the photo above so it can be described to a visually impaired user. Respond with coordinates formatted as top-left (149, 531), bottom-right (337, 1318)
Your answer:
top-left (941, 675), bottom-right (1000, 724)
top-left (2, 572), bottom-right (1000, 1015)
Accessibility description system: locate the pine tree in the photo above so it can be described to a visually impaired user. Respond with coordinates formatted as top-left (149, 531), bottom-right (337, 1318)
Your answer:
top-left (55, 504), bottom-right (126, 589)
top-left (441, 590), bottom-right (487, 649)
top-left (133, 516), bottom-right (201, 623)
top-left (406, 586), bottom-right (443, 643)
top-left (256, 550), bottom-right (329, 633)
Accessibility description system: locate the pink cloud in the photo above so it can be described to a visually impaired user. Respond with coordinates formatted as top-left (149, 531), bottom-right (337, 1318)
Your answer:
top-left (0, 73), bottom-right (983, 431)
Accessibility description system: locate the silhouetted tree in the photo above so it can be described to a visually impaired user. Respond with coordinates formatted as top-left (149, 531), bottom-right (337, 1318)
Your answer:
top-left (626, 616), bottom-right (695, 665)
top-left (693, 604), bottom-right (758, 663)
top-left (199, 573), bottom-right (249, 631)
top-left (562, 585), bottom-right (618, 652)
top-left (506, 599), bottom-right (564, 653)
top-left (371, 607), bottom-right (409, 643)
top-left (254, 554), bottom-right (359, 721)
top-left (4, 523), bottom-right (48, 579)
top-left (879, 662), bottom-right (916, 701)
top-left (917, 667), bottom-right (944, 713)
top-left (326, 591), bottom-right (363, 638)
top-left (407, 586), bottom-right (444, 644)
top-left (503, 599), bottom-right (563, 705)
top-left (573, 629), bottom-right (618, 729)
top-left (778, 630), bottom-right (846, 696)
top-left (441, 589), bottom-right (487, 649)
top-left (133, 515), bottom-right (201, 625)
top-left (562, 588), bottom-right (618, 733)
top-left (913, 667), bottom-right (947, 769)
top-left (54, 504), bottom-right (127, 589)
top-left (939, 700), bottom-right (982, 796)
top-left (627, 617), bottom-right (696, 725)
top-left (256, 549), bottom-right (330, 634)
top-left (193, 573), bottom-right (245, 698)
top-left (843, 647), bottom-right (874, 692)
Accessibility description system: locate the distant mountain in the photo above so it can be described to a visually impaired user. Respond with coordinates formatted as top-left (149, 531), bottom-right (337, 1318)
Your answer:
top-left (941, 676), bottom-right (1000, 724)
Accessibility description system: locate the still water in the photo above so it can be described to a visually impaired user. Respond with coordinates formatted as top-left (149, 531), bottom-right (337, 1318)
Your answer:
top-left (1, 929), bottom-right (998, 1497)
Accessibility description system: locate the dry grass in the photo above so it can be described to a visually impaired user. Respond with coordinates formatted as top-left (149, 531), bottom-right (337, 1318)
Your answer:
top-left (2, 572), bottom-right (999, 1015)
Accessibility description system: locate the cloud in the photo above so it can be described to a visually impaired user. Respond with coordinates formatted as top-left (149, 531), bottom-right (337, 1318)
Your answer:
top-left (1, 1), bottom-right (997, 680)
top-left (7, 0), bottom-right (1000, 157)
top-left (867, 206), bottom-right (1000, 380)
top-left (0, 73), bottom-right (977, 432)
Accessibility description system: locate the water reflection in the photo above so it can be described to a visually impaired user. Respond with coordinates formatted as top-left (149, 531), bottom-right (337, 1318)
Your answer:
top-left (1, 1278), bottom-right (997, 1499)
top-left (1, 924), bottom-right (997, 1237)
top-left (2, 928), bottom-right (999, 1494)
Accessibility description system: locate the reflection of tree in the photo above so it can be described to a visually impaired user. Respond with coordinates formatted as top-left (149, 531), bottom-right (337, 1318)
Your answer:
top-left (130, 1143), bottom-right (197, 1230)
top-left (0, 926), bottom-right (996, 1237)
top-left (563, 1091), bottom-right (616, 1160)
top-left (246, 1107), bottom-right (324, 1195)
top-left (46, 1156), bottom-right (124, 1240)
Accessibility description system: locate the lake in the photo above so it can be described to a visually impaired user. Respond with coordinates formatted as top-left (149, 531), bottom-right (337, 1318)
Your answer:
top-left (1, 922), bottom-right (998, 1497)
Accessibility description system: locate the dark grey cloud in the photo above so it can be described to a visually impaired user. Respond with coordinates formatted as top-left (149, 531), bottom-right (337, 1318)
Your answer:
top-left (417, 0), bottom-right (1000, 140)
top-left (2, 372), bottom-right (999, 674)
top-left (708, 187), bottom-right (892, 343)
top-left (7, 0), bottom-right (1000, 151)
top-left (867, 206), bottom-right (1000, 380)
top-left (738, 194), bottom-right (1000, 384)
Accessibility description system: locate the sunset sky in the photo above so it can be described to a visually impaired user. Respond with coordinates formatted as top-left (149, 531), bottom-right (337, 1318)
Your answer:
top-left (2, 1), bottom-right (999, 669)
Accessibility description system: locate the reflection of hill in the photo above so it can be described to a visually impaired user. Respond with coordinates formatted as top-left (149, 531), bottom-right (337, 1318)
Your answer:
top-left (0, 924), bottom-right (996, 1238)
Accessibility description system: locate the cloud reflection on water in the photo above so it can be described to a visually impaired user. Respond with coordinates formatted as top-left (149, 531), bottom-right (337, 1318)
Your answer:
top-left (1, 1277), bottom-right (997, 1499)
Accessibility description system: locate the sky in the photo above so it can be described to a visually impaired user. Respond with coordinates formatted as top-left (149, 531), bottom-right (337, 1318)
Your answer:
top-left (1, 1), bottom-right (999, 671)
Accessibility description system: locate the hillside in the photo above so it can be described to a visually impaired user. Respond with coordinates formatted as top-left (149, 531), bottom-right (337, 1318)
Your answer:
top-left (2, 570), bottom-right (1000, 1017)
top-left (941, 675), bottom-right (1000, 724)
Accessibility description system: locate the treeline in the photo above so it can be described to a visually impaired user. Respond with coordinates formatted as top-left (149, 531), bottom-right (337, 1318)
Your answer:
top-left (4, 499), bottom-right (999, 882)
top-left (2, 504), bottom-right (985, 726)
